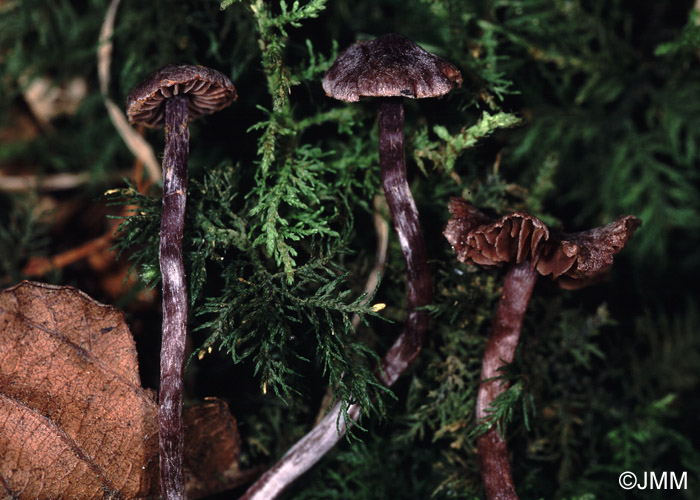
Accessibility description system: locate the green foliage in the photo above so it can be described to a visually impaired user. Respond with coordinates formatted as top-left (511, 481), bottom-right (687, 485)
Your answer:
top-left (565, 394), bottom-right (700, 500)
top-left (629, 305), bottom-right (700, 397)
top-left (605, 394), bottom-right (699, 472)
top-left (243, 0), bottom-right (327, 112)
top-left (0, 192), bottom-right (50, 285)
top-left (413, 111), bottom-right (522, 173)
top-left (655, 10), bottom-right (700, 57)
top-left (248, 144), bottom-right (342, 281)
top-left (110, 165), bottom-right (388, 421)
top-left (193, 207), bottom-right (388, 417)
top-left (492, 0), bottom-right (700, 276)
top-left (418, 0), bottom-right (515, 102)
top-left (472, 379), bottom-right (536, 438)
top-left (0, 0), bottom-right (104, 90)
top-left (235, 0), bottom-right (356, 281)
top-left (106, 183), bottom-right (161, 287)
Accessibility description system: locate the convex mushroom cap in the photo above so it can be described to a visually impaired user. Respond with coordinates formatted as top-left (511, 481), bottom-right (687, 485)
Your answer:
top-left (126, 63), bottom-right (237, 128)
top-left (443, 197), bottom-right (641, 289)
top-left (322, 33), bottom-right (463, 102)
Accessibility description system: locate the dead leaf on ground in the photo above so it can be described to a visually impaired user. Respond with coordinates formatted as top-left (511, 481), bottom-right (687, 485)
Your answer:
top-left (183, 398), bottom-right (264, 499)
top-left (0, 281), bottom-right (254, 499)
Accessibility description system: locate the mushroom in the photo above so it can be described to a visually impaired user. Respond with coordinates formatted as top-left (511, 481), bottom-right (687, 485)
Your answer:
top-left (236, 35), bottom-right (461, 500)
top-left (126, 63), bottom-right (236, 500)
top-left (443, 197), bottom-right (641, 500)
top-left (323, 32), bottom-right (462, 365)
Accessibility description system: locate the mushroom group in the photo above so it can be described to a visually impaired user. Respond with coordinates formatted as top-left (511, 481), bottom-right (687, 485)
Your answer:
top-left (121, 36), bottom-right (642, 500)
top-left (444, 197), bottom-right (641, 500)
top-left (127, 63), bottom-right (236, 500)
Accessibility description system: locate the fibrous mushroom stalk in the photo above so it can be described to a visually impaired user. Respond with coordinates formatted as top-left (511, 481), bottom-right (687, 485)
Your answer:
top-left (377, 97), bottom-right (432, 365)
top-left (444, 197), bottom-right (640, 499)
top-left (126, 63), bottom-right (236, 500)
top-left (476, 260), bottom-right (537, 500)
top-left (159, 94), bottom-right (189, 500)
top-left (240, 99), bottom-right (434, 500)
top-left (241, 34), bottom-right (457, 500)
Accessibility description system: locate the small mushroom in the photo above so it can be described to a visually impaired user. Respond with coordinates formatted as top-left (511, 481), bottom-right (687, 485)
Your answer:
top-left (443, 197), bottom-right (640, 500)
top-left (323, 33), bottom-right (462, 363)
top-left (237, 36), bottom-right (461, 500)
top-left (126, 63), bottom-right (236, 500)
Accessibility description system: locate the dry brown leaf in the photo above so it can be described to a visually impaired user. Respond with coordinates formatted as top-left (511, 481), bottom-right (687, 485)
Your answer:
top-left (183, 399), bottom-right (264, 499)
top-left (0, 281), bottom-right (251, 499)
top-left (184, 398), bottom-right (240, 480)
top-left (0, 281), bottom-right (159, 499)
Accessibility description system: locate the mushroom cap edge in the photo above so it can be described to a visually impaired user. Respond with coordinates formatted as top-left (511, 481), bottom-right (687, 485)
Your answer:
top-left (126, 63), bottom-right (237, 128)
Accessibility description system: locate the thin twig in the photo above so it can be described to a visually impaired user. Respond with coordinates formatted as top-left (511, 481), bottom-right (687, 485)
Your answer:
top-left (351, 195), bottom-right (389, 329)
top-left (314, 195), bottom-right (390, 424)
top-left (0, 172), bottom-right (88, 192)
top-left (98, 0), bottom-right (161, 182)
top-left (239, 191), bottom-right (423, 499)
top-left (239, 316), bottom-right (424, 500)
top-left (17, 154), bottom-right (148, 278)
top-left (0, 170), bottom-right (133, 193)
top-left (22, 234), bottom-right (113, 277)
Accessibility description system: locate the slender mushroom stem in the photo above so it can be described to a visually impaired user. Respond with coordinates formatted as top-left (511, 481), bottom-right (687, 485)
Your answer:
top-left (238, 98), bottom-right (435, 500)
top-left (377, 97), bottom-right (432, 359)
top-left (476, 260), bottom-right (538, 500)
top-left (238, 319), bottom-right (427, 500)
top-left (159, 94), bottom-right (189, 500)
top-left (443, 197), bottom-right (640, 499)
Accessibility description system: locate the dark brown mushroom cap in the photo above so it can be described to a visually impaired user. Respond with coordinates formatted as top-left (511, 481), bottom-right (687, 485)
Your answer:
top-left (539, 215), bottom-right (642, 289)
top-left (322, 33), bottom-right (463, 102)
top-left (444, 198), bottom-right (550, 269)
top-left (126, 64), bottom-right (237, 128)
top-left (444, 197), bottom-right (641, 288)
